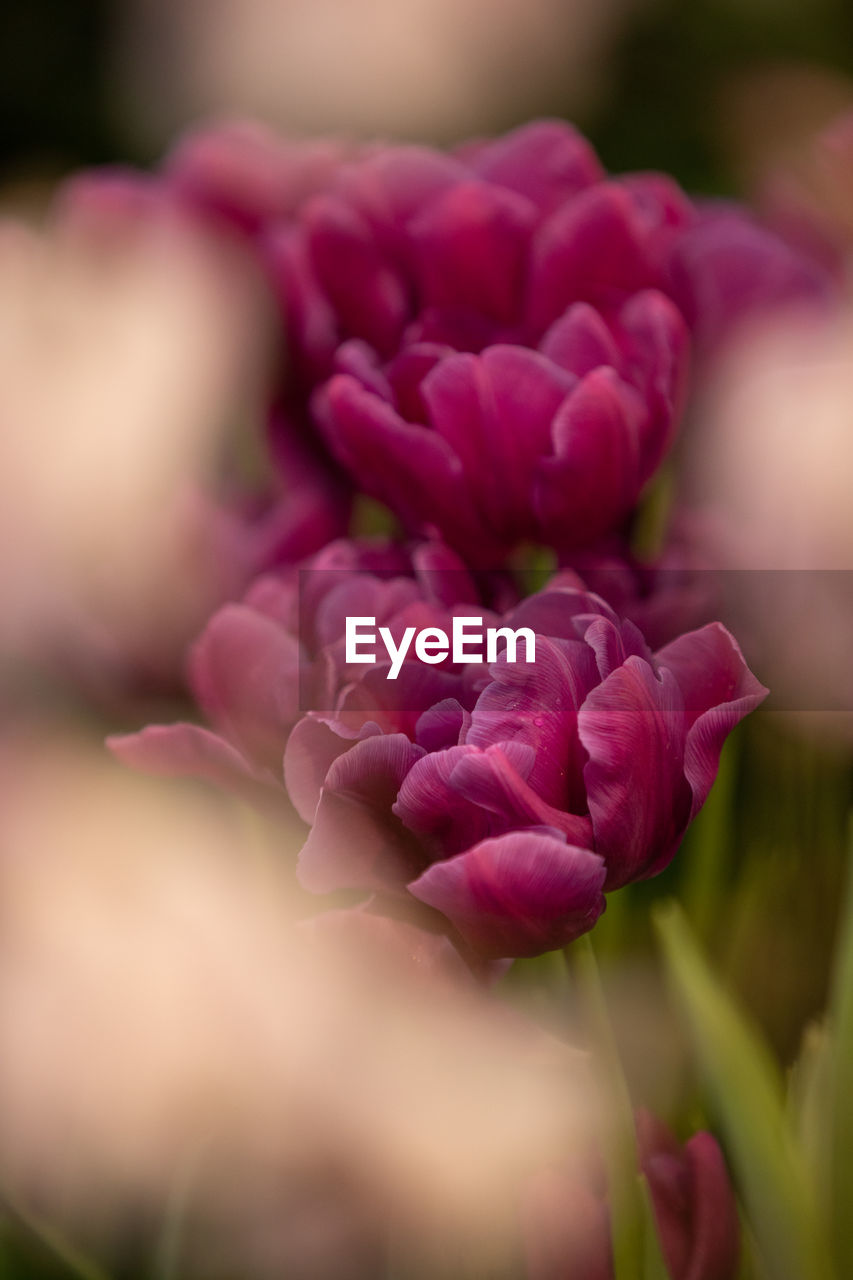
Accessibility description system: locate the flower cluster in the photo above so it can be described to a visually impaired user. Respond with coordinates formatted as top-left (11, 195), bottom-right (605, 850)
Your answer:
top-left (91, 112), bottom-right (809, 1280)
top-left (114, 539), bottom-right (765, 958)
top-left (103, 118), bottom-right (786, 958)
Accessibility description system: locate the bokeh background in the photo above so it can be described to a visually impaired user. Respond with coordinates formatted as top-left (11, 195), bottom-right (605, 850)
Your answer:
top-left (4, 3), bottom-right (853, 1277)
top-left (4, 0), bottom-right (852, 1049)
top-left (6, 0), bottom-right (853, 192)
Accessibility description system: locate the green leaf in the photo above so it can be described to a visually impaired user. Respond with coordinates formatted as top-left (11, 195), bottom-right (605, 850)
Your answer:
top-left (824, 823), bottom-right (853, 1273)
top-left (654, 902), bottom-right (833, 1280)
top-left (787, 1020), bottom-right (833, 1203)
top-left (2, 1196), bottom-right (111, 1280)
top-left (681, 734), bottom-right (738, 941)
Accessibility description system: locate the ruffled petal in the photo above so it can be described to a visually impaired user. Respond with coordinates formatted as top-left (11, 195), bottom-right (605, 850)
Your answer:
top-left (297, 733), bottom-right (426, 893)
top-left (414, 699), bottom-right (471, 752)
top-left (579, 656), bottom-right (692, 888)
top-left (448, 746), bottom-right (594, 848)
top-left (284, 714), bottom-right (382, 822)
top-left (466, 637), bottom-right (597, 809)
top-left (408, 830), bottom-right (606, 958)
top-left (656, 623), bottom-right (768, 816)
top-left (393, 744), bottom-right (496, 854)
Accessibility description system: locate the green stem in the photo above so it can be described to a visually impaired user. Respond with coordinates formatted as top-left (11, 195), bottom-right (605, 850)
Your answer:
top-left (567, 934), bottom-right (644, 1280)
top-left (682, 734), bottom-right (738, 941)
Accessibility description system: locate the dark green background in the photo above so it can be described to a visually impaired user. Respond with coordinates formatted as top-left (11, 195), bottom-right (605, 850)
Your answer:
top-left (5, 0), bottom-right (853, 191)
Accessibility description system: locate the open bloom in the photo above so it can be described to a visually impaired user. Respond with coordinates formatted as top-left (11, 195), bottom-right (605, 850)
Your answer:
top-left (60, 119), bottom-right (834, 566)
top-left (314, 289), bottom-right (688, 558)
top-left (112, 541), bottom-right (764, 959)
top-left (294, 122), bottom-right (693, 558)
top-left (280, 120), bottom-right (831, 559)
top-left (285, 571), bottom-right (766, 958)
top-left (109, 538), bottom-right (509, 805)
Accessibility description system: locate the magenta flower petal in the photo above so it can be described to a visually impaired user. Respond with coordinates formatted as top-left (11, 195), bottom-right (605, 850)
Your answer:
top-left (656, 622), bottom-right (766, 727)
top-left (404, 305), bottom-right (504, 351)
top-left (306, 195), bottom-right (409, 355)
top-left (410, 180), bottom-right (535, 323)
top-left (265, 226), bottom-right (339, 383)
top-left (539, 301), bottom-right (623, 375)
top-left (503, 583), bottom-right (619, 640)
top-left (386, 342), bottom-right (452, 422)
top-left (166, 120), bottom-right (349, 231)
top-left (620, 171), bottom-right (695, 230)
top-left (421, 344), bottom-right (574, 545)
top-left (408, 830), bottom-right (606, 958)
top-left (336, 144), bottom-right (465, 235)
top-left (332, 337), bottom-right (392, 397)
top-left (665, 205), bottom-right (834, 351)
top-left (656, 623), bottom-right (769, 816)
top-left (581, 614), bottom-right (655, 682)
top-left (528, 182), bottom-right (661, 331)
top-left (284, 715), bottom-right (383, 822)
top-left (410, 541), bottom-right (480, 607)
top-left (637, 1110), bottom-right (741, 1280)
top-left (188, 603), bottom-right (301, 772)
top-left (617, 288), bottom-right (690, 479)
top-left (316, 374), bottom-right (469, 536)
top-left (467, 118), bottom-right (604, 213)
top-left (447, 746), bottom-right (594, 848)
top-left (676, 1133), bottom-right (742, 1280)
top-left (466, 638), bottom-right (597, 809)
top-left (56, 169), bottom-right (175, 231)
top-left (579, 657), bottom-right (692, 888)
top-left (107, 725), bottom-right (278, 803)
top-left (297, 733), bottom-right (427, 894)
top-left (535, 367), bottom-right (643, 549)
top-left (396, 736), bottom-right (594, 860)
top-left (413, 699), bottom-right (471, 752)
